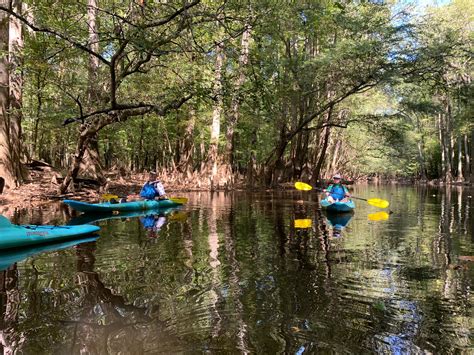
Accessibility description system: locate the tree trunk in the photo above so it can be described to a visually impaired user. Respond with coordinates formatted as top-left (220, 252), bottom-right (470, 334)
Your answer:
top-left (311, 106), bottom-right (333, 185)
top-left (31, 72), bottom-right (44, 159)
top-left (223, 23), bottom-right (251, 175)
top-left (328, 137), bottom-right (341, 175)
top-left (87, 0), bottom-right (99, 104)
top-left (60, 123), bottom-right (99, 194)
top-left (177, 106), bottom-right (196, 176)
top-left (444, 101), bottom-right (453, 183)
top-left (206, 41), bottom-right (224, 190)
top-left (246, 127), bottom-right (258, 187)
top-left (456, 136), bottom-right (464, 182)
top-left (0, 0), bottom-right (25, 191)
top-left (265, 125), bottom-right (289, 186)
top-left (463, 134), bottom-right (470, 182)
top-left (80, 0), bottom-right (104, 184)
top-left (438, 113), bottom-right (445, 178)
top-left (471, 130), bottom-right (474, 183)
top-left (414, 114), bottom-right (427, 180)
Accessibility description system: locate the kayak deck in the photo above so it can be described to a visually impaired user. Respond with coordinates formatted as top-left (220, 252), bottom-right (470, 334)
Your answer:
top-left (64, 199), bottom-right (182, 213)
top-left (320, 198), bottom-right (355, 213)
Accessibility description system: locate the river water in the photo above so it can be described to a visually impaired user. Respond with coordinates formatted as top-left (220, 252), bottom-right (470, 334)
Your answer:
top-left (0, 185), bottom-right (472, 353)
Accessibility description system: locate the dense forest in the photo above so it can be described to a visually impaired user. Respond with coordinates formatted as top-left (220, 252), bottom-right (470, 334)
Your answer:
top-left (0, 0), bottom-right (472, 193)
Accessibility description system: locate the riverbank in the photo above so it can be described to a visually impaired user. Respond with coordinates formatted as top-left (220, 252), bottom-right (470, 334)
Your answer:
top-left (1, 165), bottom-right (472, 212)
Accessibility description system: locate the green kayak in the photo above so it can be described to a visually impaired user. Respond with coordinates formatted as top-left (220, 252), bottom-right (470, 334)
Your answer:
top-left (63, 199), bottom-right (183, 213)
top-left (0, 216), bottom-right (100, 250)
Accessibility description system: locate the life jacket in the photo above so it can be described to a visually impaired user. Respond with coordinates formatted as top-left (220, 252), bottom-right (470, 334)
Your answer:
top-left (139, 182), bottom-right (157, 200)
top-left (327, 183), bottom-right (348, 200)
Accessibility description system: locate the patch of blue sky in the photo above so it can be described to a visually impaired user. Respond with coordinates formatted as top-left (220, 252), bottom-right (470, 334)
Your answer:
top-left (395, 0), bottom-right (451, 16)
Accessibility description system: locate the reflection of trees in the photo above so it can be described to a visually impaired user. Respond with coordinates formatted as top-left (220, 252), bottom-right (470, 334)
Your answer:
top-left (1, 187), bottom-right (471, 352)
top-left (68, 242), bottom-right (179, 353)
top-left (223, 197), bottom-right (249, 353)
top-left (0, 266), bottom-right (23, 354)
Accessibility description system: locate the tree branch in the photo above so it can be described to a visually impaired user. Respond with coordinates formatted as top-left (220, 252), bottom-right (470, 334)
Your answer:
top-left (63, 95), bottom-right (193, 127)
top-left (0, 5), bottom-right (110, 66)
top-left (143, 0), bottom-right (200, 29)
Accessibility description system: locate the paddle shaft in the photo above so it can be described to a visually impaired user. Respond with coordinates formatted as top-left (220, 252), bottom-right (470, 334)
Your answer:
top-left (295, 181), bottom-right (390, 209)
top-left (302, 184), bottom-right (365, 201)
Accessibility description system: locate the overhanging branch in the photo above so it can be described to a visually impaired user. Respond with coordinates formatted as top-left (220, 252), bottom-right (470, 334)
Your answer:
top-left (0, 5), bottom-right (110, 66)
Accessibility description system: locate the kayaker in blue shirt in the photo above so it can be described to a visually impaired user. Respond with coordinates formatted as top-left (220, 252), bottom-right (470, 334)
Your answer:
top-left (325, 174), bottom-right (351, 203)
top-left (140, 171), bottom-right (168, 200)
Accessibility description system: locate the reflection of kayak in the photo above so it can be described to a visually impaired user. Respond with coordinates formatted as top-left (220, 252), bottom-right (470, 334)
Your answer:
top-left (0, 216), bottom-right (100, 250)
top-left (325, 212), bottom-right (353, 229)
top-left (0, 236), bottom-right (97, 271)
top-left (64, 199), bottom-right (182, 213)
top-left (68, 206), bottom-right (181, 225)
top-left (320, 198), bottom-right (355, 213)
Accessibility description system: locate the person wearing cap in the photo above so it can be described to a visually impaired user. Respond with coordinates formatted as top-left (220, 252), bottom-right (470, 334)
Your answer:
top-left (325, 174), bottom-right (351, 203)
top-left (140, 171), bottom-right (168, 200)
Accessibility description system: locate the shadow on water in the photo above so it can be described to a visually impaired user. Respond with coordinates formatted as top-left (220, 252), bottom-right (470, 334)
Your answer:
top-left (0, 185), bottom-right (472, 353)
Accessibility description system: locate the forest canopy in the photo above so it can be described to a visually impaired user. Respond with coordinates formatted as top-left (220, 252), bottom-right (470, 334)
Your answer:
top-left (0, 0), bottom-right (472, 192)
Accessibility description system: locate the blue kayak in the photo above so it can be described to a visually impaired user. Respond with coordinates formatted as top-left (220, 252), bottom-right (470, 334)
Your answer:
top-left (320, 198), bottom-right (355, 213)
top-left (325, 212), bottom-right (353, 229)
top-left (63, 199), bottom-right (182, 213)
top-left (0, 216), bottom-right (100, 250)
top-left (0, 236), bottom-right (98, 271)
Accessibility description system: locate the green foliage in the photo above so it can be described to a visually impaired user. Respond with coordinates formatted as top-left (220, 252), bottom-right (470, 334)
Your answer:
top-left (9, 0), bottom-right (472, 181)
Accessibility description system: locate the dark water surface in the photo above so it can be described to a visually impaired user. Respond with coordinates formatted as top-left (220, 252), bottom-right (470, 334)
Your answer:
top-left (1, 185), bottom-right (473, 353)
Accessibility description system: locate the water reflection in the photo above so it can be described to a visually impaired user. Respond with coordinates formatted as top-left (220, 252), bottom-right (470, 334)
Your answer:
top-left (0, 186), bottom-right (472, 353)
top-left (324, 212), bottom-right (353, 238)
top-left (0, 237), bottom-right (98, 271)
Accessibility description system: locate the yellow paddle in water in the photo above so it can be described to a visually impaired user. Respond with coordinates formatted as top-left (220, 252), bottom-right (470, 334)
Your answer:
top-left (294, 219), bottom-right (312, 229)
top-left (101, 194), bottom-right (188, 204)
top-left (368, 211), bottom-right (390, 221)
top-left (294, 182), bottom-right (390, 209)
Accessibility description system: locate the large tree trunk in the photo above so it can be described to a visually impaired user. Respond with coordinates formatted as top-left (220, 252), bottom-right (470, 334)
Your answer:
top-left (206, 41), bottom-right (224, 190)
top-left (80, 0), bottom-right (104, 184)
top-left (439, 110), bottom-right (453, 183)
top-left (60, 122), bottom-right (100, 194)
top-left (223, 23), bottom-right (251, 178)
top-left (0, 0), bottom-right (26, 191)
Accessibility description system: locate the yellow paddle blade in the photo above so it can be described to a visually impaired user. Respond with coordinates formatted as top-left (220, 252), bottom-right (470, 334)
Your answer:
top-left (169, 211), bottom-right (188, 222)
top-left (367, 198), bottom-right (390, 209)
top-left (294, 219), bottom-right (312, 229)
top-left (101, 194), bottom-right (119, 201)
top-left (294, 182), bottom-right (313, 191)
top-left (170, 197), bottom-right (188, 204)
top-left (367, 211), bottom-right (389, 221)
